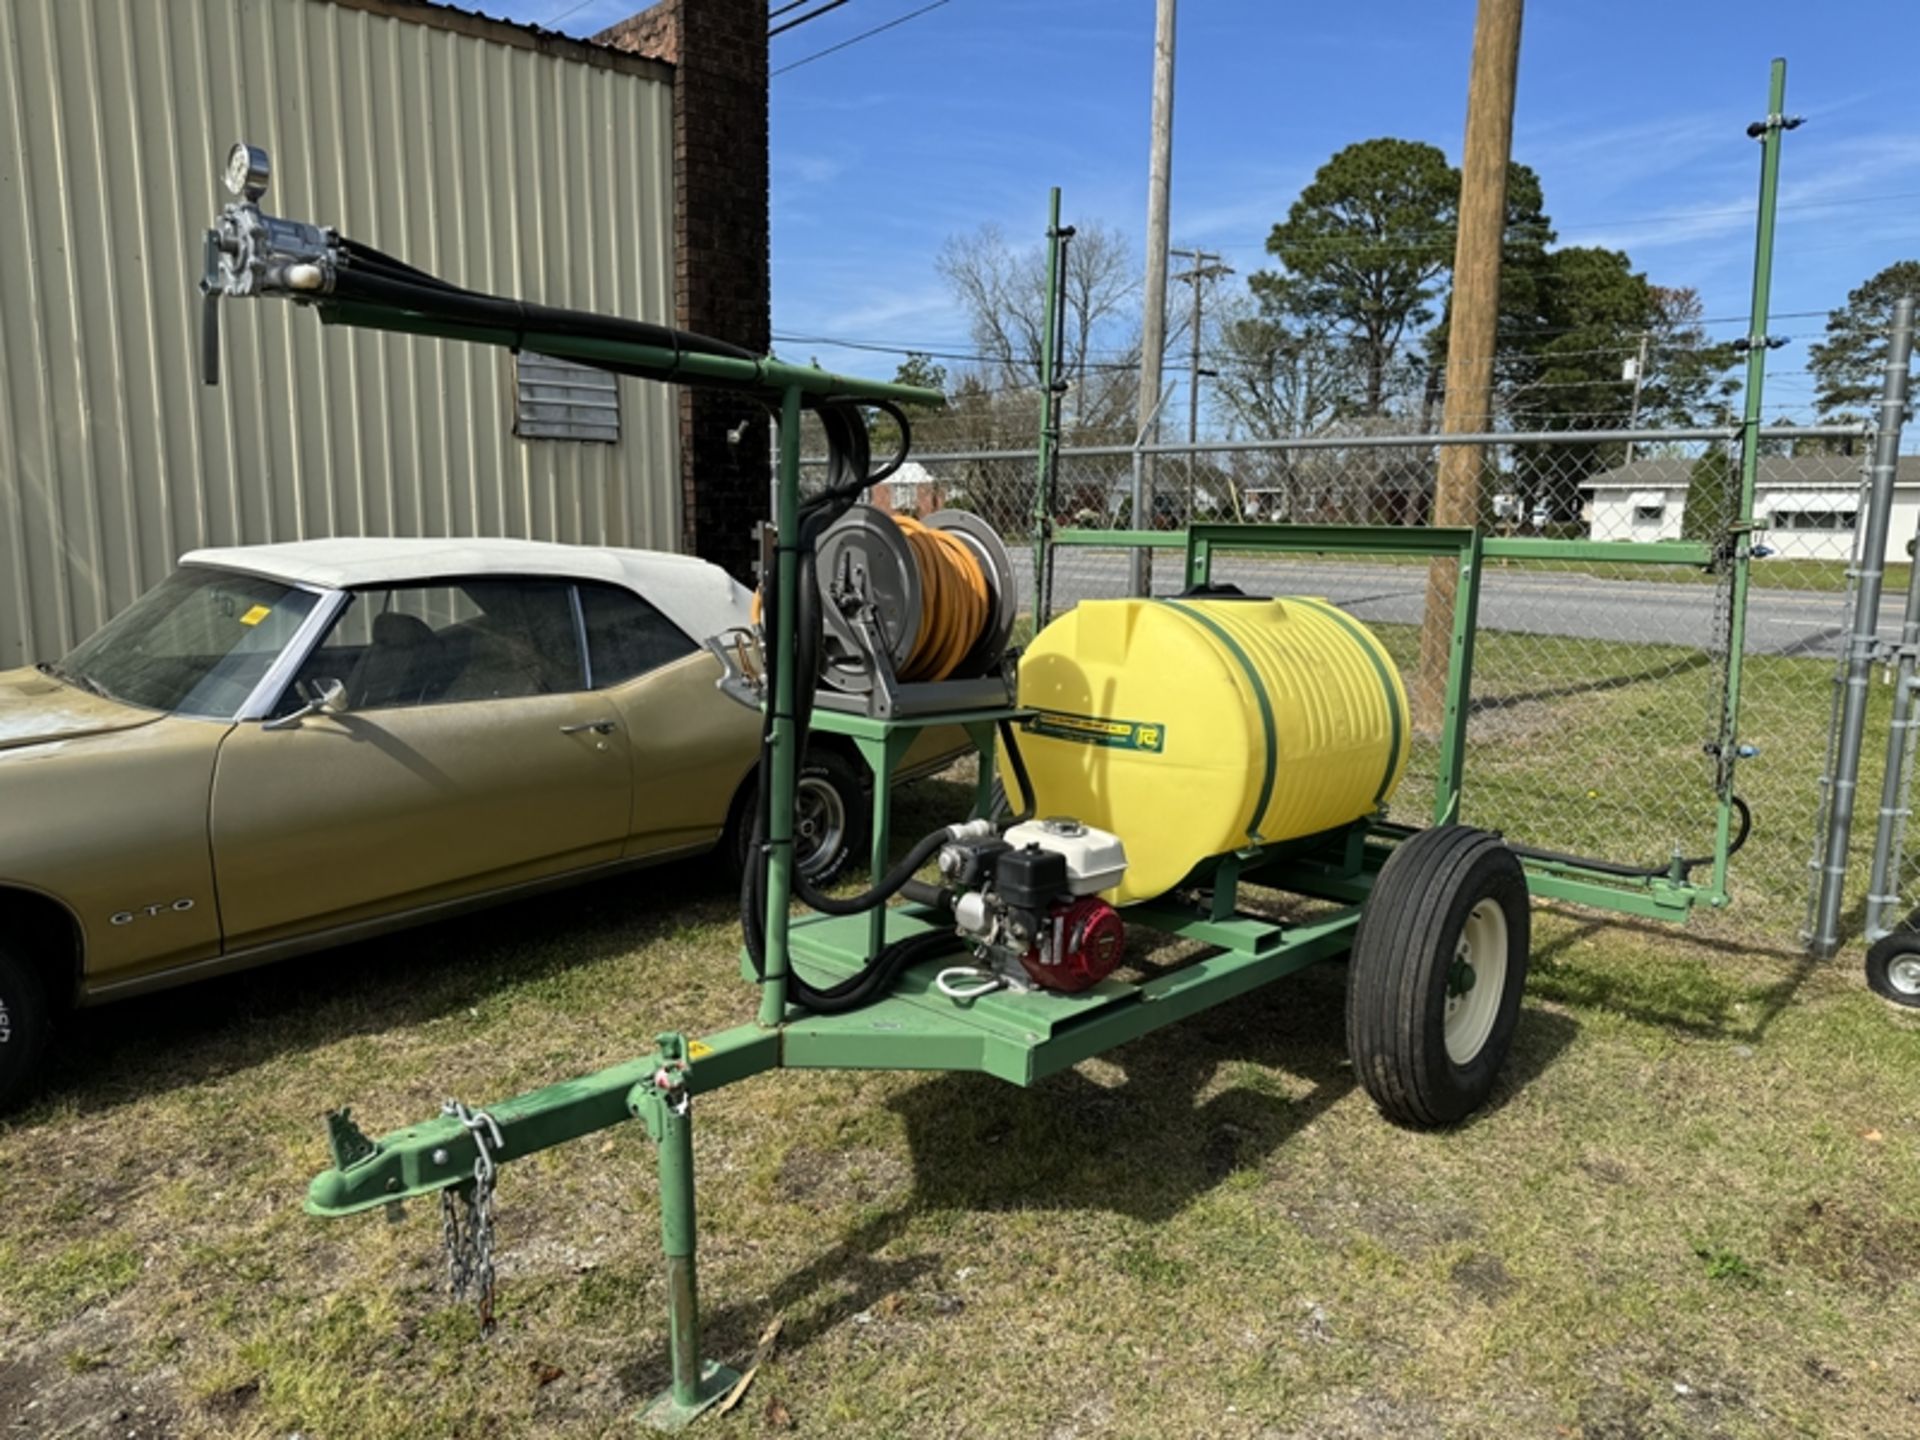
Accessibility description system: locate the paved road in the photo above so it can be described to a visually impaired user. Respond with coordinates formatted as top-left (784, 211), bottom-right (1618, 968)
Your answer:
top-left (1025, 554), bottom-right (1890, 659)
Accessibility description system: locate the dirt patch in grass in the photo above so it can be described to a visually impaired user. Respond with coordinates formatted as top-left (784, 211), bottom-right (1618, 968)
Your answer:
top-left (0, 1307), bottom-right (180, 1440)
top-left (1771, 1196), bottom-right (1920, 1293)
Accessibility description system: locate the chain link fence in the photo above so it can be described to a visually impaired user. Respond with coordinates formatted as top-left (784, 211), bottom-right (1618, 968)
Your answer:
top-left (845, 419), bottom-right (1880, 940)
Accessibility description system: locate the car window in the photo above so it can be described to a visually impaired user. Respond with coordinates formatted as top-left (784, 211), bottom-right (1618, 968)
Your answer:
top-left (57, 567), bottom-right (318, 718)
top-left (579, 582), bottom-right (697, 688)
top-left (281, 578), bottom-right (583, 714)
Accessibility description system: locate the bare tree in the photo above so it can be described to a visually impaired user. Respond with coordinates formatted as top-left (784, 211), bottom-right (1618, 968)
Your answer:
top-left (1209, 291), bottom-right (1361, 440)
top-left (936, 220), bottom-right (1162, 439)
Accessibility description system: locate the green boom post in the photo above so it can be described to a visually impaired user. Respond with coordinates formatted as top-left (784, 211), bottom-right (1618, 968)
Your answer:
top-left (1710, 58), bottom-right (1792, 902)
top-left (759, 384), bottom-right (806, 1028)
top-left (1034, 186), bottom-right (1065, 627)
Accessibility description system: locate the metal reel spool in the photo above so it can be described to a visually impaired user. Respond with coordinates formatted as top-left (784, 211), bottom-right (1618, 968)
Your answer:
top-left (815, 505), bottom-right (921, 694)
top-left (923, 508), bottom-right (1018, 678)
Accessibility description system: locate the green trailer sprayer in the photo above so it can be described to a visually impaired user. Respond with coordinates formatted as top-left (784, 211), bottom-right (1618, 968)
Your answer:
top-left (196, 64), bottom-right (1788, 1429)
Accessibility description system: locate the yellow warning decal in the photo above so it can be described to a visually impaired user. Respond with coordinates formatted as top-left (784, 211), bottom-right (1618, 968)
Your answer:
top-left (1026, 710), bottom-right (1166, 754)
top-left (687, 1040), bottom-right (714, 1060)
top-left (239, 604), bottom-right (272, 626)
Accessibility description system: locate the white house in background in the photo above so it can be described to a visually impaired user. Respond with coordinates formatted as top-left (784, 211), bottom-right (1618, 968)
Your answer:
top-left (871, 461), bottom-right (943, 518)
top-left (1582, 455), bottom-right (1920, 563)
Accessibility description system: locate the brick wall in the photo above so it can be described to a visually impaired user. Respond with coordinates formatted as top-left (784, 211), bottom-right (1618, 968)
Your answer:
top-left (599, 0), bottom-right (769, 583)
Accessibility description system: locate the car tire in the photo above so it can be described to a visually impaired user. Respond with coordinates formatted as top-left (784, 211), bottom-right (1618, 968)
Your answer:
top-left (795, 750), bottom-right (869, 886)
top-left (0, 941), bottom-right (53, 1114)
top-left (1346, 825), bottom-right (1531, 1129)
top-left (723, 750), bottom-right (871, 890)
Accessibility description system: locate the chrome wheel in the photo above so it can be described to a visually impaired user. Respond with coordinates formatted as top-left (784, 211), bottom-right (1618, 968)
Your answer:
top-left (1444, 899), bottom-right (1509, 1065)
top-left (795, 775), bottom-right (849, 879)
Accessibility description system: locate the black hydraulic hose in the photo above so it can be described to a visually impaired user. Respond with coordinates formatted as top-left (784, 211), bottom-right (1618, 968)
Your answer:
top-left (997, 718), bottom-right (1036, 825)
top-left (740, 444), bottom-right (965, 1014)
top-left (795, 827), bottom-right (956, 917)
top-left (1506, 795), bottom-right (1752, 882)
top-left (321, 264), bottom-right (759, 363)
top-left (899, 878), bottom-right (956, 912)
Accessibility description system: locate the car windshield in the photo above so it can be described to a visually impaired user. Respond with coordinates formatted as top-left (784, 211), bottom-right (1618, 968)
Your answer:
top-left (52, 567), bottom-right (319, 718)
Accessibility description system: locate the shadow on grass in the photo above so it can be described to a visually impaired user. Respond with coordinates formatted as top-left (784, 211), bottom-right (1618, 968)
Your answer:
top-left (665, 963), bottom-right (1578, 1387)
top-left (1466, 649), bottom-right (1711, 716)
top-left (23, 853), bottom-right (744, 1123)
top-left (24, 773), bottom-right (989, 1123)
top-left (1529, 909), bottom-right (1819, 1044)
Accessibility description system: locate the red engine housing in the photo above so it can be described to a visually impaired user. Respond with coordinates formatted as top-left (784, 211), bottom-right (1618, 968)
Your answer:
top-left (1019, 896), bottom-right (1125, 993)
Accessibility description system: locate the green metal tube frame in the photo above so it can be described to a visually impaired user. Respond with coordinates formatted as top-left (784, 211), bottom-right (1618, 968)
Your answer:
top-left (246, 130), bottom-right (1784, 1418)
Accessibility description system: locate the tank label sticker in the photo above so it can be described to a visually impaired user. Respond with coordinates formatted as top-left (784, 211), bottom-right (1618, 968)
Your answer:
top-left (1026, 710), bottom-right (1165, 753)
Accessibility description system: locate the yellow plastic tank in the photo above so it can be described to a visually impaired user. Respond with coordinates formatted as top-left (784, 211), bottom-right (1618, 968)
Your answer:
top-left (1003, 596), bottom-right (1409, 905)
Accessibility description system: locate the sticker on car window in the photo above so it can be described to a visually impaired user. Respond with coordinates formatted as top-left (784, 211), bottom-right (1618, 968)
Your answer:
top-left (239, 604), bottom-right (273, 626)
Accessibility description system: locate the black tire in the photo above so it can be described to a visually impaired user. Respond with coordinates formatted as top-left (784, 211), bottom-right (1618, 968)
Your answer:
top-left (0, 941), bottom-right (52, 1114)
top-left (1865, 931), bottom-right (1920, 1008)
top-left (795, 749), bottom-right (869, 886)
top-left (721, 751), bottom-right (871, 889)
top-left (1346, 825), bottom-right (1531, 1128)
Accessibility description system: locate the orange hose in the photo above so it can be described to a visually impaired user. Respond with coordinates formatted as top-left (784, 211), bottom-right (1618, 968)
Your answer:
top-left (894, 515), bottom-right (991, 682)
top-left (755, 512), bottom-right (995, 685)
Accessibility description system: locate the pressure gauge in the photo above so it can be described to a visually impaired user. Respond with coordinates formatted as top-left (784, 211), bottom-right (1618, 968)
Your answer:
top-left (224, 141), bottom-right (270, 202)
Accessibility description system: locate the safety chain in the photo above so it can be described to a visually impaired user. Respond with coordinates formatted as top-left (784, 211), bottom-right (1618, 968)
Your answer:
top-left (438, 1099), bottom-right (505, 1333)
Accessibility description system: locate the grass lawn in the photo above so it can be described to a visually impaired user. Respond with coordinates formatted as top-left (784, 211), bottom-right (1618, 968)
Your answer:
top-left (3, 610), bottom-right (1912, 1438)
top-left (3, 754), bottom-right (1918, 1438)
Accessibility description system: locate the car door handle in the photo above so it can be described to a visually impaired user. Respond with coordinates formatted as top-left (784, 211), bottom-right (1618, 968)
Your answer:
top-left (560, 719), bottom-right (617, 735)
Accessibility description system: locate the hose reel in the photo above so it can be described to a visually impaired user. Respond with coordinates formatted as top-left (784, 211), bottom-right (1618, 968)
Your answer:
top-left (813, 505), bottom-right (1018, 718)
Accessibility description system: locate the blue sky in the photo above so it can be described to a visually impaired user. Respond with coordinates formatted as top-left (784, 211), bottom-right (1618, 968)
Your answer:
top-left (498, 0), bottom-right (1920, 420)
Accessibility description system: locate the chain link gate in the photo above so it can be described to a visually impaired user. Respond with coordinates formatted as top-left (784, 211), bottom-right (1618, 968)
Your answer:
top-left (824, 417), bottom-right (1872, 944)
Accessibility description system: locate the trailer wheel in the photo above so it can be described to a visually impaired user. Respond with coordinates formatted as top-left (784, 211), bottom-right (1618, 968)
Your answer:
top-left (1865, 932), bottom-right (1920, 1008)
top-left (1347, 825), bottom-right (1531, 1128)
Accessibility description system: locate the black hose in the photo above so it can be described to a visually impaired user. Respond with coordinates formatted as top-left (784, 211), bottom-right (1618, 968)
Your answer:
top-left (899, 878), bottom-right (956, 912)
top-left (737, 401), bottom-right (967, 1015)
top-left (322, 264), bottom-right (759, 364)
top-left (1507, 795), bottom-right (1752, 882)
top-left (795, 826), bottom-right (956, 917)
top-left (997, 718), bottom-right (1036, 825)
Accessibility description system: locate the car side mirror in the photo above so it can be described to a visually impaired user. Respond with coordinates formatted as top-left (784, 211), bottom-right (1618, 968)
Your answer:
top-left (262, 677), bottom-right (349, 730)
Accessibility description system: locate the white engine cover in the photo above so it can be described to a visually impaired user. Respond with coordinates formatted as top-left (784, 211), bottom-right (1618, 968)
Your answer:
top-left (1003, 818), bottom-right (1128, 896)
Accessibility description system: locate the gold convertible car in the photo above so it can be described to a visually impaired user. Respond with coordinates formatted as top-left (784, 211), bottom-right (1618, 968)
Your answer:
top-left (0, 537), bottom-right (942, 1107)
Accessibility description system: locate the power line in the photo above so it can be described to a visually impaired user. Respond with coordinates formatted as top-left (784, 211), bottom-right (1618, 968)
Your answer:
top-left (769, 0), bottom-right (856, 37)
top-left (772, 0), bottom-right (952, 76)
top-left (542, 0), bottom-right (607, 28)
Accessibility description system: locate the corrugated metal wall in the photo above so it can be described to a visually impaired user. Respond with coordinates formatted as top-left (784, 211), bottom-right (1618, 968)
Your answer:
top-left (0, 0), bottom-right (677, 665)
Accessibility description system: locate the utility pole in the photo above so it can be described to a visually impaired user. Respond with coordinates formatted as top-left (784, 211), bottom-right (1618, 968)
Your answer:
top-left (1413, 0), bottom-right (1525, 729)
top-left (1623, 330), bottom-right (1650, 463)
top-left (1132, 0), bottom-right (1176, 594)
top-left (1173, 247), bottom-right (1232, 521)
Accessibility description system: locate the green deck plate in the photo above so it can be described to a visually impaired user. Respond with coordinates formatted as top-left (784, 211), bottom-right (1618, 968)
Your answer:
top-left (778, 905), bottom-right (1361, 1086)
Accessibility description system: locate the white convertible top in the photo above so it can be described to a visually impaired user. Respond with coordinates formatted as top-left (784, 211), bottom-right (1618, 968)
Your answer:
top-left (181, 537), bottom-right (753, 644)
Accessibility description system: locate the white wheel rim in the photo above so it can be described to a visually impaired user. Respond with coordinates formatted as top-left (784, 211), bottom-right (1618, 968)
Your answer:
top-left (1444, 899), bottom-right (1509, 1065)
top-left (794, 777), bottom-right (848, 879)
top-left (1889, 956), bottom-right (1920, 997)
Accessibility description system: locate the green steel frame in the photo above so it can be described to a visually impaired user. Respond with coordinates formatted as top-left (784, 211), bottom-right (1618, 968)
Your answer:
top-left (244, 81), bottom-right (1784, 1417)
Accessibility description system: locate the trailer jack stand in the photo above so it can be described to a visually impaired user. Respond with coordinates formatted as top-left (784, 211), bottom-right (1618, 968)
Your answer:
top-left (630, 1035), bottom-right (739, 1430)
